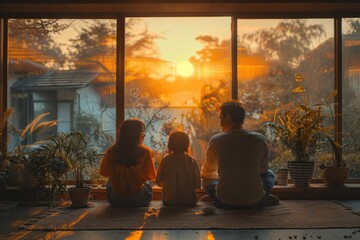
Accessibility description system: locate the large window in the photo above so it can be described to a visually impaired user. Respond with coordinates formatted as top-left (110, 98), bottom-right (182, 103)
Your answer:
top-left (237, 19), bottom-right (335, 176)
top-left (8, 19), bottom-right (116, 152)
top-left (124, 17), bottom-right (231, 167)
top-left (3, 16), bottom-right (360, 179)
top-left (342, 18), bottom-right (360, 178)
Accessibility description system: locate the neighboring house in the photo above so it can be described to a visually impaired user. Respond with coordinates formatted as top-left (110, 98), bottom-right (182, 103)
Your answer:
top-left (10, 69), bottom-right (101, 143)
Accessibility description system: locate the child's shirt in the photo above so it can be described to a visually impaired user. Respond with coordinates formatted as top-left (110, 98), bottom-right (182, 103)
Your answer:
top-left (156, 153), bottom-right (201, 206)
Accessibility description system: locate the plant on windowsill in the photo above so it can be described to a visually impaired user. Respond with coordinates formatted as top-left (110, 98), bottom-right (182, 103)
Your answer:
top-left (263, 74), bottom-right (340, 187)
top-left (28, 149), bottom-right (69, 208)
top-left (0, 108), bottom-right (28, 190)
top-left (317, 90), bottom-right (348, 186)
top-left (43, 131), bottom-right (100, 207)
top-left (0, 108), bottom-right (58, 191)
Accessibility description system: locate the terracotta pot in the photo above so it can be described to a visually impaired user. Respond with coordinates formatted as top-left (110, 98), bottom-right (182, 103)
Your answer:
top-left (323, 166), bottom-right (349, 187)
top-left (276, 168), bottom-right (289, 186)
top-left (287, 161), bottom-right (314, 187)
top-left (68, 187), bottom-right (91, 207)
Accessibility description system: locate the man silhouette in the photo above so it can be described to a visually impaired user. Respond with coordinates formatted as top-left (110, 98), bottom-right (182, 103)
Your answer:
top-left (201, 101), bottom-right (279, 208)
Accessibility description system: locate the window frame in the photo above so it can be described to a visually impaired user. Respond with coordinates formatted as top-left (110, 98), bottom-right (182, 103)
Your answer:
top-left (0, 9), bottom-right (359, 183)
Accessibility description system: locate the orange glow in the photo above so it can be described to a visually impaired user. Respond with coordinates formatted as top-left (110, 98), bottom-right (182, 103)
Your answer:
top-left (237, 55), bottom-right (269, 81)
top-left (124, 230), bottom-right (144, 240)
top-left (207, 231), bottom-right (216, 240)
top-left (176, 61), bottom-right (194, 77)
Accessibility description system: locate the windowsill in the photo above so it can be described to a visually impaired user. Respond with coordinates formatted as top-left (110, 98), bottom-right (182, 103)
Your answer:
top-left (89, 183), bottom-right (360, 201)
top-left (3, 182), bottom-right (360, 201)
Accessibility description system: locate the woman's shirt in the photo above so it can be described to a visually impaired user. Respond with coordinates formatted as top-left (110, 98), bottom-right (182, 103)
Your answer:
top-left (156, 153), bottom-right (201, 206)
top-left (100, 144), bottom-right (156, 196)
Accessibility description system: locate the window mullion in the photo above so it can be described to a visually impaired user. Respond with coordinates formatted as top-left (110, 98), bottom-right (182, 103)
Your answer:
top-left (231, 16), bottom-right (238, 100)
top-left (0, 18), bottom-right (8, 154)
top-left (117, 16), bottom-right (125, 136)
top-left (334, 17), bottom-right (343, 158)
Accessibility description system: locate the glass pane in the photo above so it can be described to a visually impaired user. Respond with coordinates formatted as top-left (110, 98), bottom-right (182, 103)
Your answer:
top-left (8, 19), bottom-right (116, 153)
top-left (33, 101), bottom-right (57, 142)
top-left (125, 17), bottom-right (231, 168)
top-left (342, 18), bottom-right (360, 178)
top-left (238, 19), bottom-right (335, 177)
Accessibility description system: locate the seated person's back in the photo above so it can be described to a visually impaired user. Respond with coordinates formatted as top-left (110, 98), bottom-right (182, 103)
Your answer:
top-left (156, 131), bottom-right (201, 206)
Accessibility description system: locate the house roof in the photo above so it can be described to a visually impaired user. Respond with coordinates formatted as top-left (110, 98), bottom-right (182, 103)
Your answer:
top-left (11, 70), bottom-right (100, 92)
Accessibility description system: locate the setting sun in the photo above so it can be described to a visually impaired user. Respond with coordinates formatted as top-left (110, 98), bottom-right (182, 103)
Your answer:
top-left (176, 61), bottom-right (194, 77)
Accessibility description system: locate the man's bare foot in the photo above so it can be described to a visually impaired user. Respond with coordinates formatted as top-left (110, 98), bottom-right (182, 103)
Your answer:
top-left (266, 194), bottom-right (280, 206)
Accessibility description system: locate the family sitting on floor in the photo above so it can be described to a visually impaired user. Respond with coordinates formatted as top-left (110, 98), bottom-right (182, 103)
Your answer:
top-left (100, 101), bottom-right (279, 209)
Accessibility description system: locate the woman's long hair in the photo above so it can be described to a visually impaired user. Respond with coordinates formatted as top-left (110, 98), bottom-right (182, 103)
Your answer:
top-left (113, 118), bottom-right (145, 166)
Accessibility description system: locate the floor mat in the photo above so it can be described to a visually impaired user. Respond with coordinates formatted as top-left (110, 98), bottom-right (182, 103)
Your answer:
top-left (337, 200), bottom-right (360, 214)
top-left (0, 202), bottom-right (19, 212)
top-left (21, 200), bottom-right (360, 230)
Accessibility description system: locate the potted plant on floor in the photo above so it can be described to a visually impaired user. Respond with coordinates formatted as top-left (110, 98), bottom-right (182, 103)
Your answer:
top-left (44, 131), bottom-right (100, 207)
top-left (263, 74), bottom-right (330, 187)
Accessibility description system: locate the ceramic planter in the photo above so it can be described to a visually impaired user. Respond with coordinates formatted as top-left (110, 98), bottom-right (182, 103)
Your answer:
top-left (287, 161), bottom-right (314, 187)
top-left (68, 186), bottom-right (91, 207)
top-left (323, 166), bottom-right (349, 187)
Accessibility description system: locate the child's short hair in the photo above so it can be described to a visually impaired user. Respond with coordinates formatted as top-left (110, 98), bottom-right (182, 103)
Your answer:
top-left (167, 130), bottom-right (190, 154)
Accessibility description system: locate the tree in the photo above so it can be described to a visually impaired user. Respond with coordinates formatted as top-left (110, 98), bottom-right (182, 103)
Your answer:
top-left (9, 19), bottom-right (68, 68)
top-left (340, 18), bottom-right (360, 177)
top-left (241, 19), bottom-right (325, 69)
top-left (238, 19), bottom-right (327, 129)
top-left (69, 19), bottom-right (171, 152)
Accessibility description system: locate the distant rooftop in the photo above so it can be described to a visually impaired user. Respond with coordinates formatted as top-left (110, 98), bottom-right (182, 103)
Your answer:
top-left (11, 70), bottom-right (100, 92)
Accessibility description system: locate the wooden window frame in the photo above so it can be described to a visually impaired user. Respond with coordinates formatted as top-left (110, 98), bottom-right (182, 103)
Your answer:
top-left (0, 2), bottom-right (360, 188)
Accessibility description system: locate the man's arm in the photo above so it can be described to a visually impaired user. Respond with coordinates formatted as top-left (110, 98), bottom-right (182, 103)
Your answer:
top-left (259, 136), bottom-right (270, 174)
top-left (200, 138), bottom-right (219, 180)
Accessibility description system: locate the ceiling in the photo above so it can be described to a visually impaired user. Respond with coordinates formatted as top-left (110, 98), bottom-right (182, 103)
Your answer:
top-left (0, 1), bottom-right (359, 17)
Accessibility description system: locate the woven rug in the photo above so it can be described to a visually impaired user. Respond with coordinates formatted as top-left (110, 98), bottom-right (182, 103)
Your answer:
top-left (21, 200), bottom-right (360, 230)
top-left (0, 202), bottom-right (18, 212)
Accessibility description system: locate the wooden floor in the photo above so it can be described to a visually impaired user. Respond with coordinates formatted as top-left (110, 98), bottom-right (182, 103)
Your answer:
top-left (1, 183), bottom-right (360, 240)
top-left (1, 201), bottom-right (360, 240)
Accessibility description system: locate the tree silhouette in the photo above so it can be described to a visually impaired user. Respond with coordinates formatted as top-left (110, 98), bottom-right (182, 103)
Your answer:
top-left (9, 19), bottom-right (68, 69)
top-left (241, 19), bottom-right (325, 69)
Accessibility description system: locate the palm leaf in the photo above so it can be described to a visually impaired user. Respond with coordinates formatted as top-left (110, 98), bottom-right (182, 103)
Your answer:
top-left (20, 112), bottom-right (50, 138)
top-left (327, 89), bottom-right (337, 100)
top-left (36, 120), bottom-right (59, 135)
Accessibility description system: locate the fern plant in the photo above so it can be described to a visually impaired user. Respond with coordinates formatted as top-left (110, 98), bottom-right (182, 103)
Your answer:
top-left (42, 131), bottom-right (100, 188)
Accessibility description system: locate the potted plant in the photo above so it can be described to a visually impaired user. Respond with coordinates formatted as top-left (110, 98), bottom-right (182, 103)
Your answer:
top-left (275, 168), bottom-right (289, 186)
top-left (28, 148), bottom-right (69, 208)
top-left (0, 108), bottom-right (57, 189)
top-left (318, 90), bottom-right (348, 186)
top-left (263, 74), bottom-right (330, 187)
top-left (321, 136), bottom-right (348, 186)
top-left (44, 131), bottom-right (100, 207)
top-left (1, 108), bottom-right (20, 189)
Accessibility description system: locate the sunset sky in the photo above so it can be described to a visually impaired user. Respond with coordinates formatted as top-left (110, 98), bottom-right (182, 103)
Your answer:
top-left (56, 17), bottom-right (333, 69)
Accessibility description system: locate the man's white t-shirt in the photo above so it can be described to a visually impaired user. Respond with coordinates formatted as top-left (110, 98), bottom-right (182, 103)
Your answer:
top-left (201, 129), bottom-right (269, 206)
